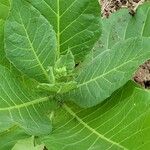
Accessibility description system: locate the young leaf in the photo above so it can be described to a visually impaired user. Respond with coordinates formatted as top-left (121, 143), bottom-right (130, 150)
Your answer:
top-left (55, 50), bottom-right (75, 72)
top-left (41, 82), bottom-right (150, 150)
top-left (5, 0), bottom-right (57, 83)
top-left (0, 65), bottom-right (56, 135)
top-left (12, 136), bottom-right (44, 150)
top-left (0, 0), bottom-right (47, 95)
top-left (38, 81), bottom-right (77, 94)
top-left (25, 0), bottom-right (102, 62)
top-left (64, 38), bottom-right (150, 107)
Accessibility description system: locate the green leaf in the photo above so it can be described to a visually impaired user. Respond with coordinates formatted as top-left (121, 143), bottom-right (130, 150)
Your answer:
top-left (70, 3), bottom-right (150, 107)
top-left (0, 0), bottom-right (11, 66)
top-left (0, 1), bottom-right (40, 89)
top-left (94, 2), bottom-right (150, 56)
top-left (26, 0), bottom-right (101, 62)
top-left (12, 136), bottom-right (44, 150)
top-left (5, 0), bottom-right (57, 83)
top-left (57, 81), bottom-right (77, 94)
top-left (46, 67), bottom-right (56, 84)
top-left (64, 38), bottom-right (150, 107)
top-left (0, 0), bottom-right (11, 20)
top-left (0, 65), bottom-right (56, 135)
top-left (0, 20), bottom-right (6, 65)
top-left (0, 126), bottom-right (29, 150)
top-left (41, 81), bottom-right (150, 150)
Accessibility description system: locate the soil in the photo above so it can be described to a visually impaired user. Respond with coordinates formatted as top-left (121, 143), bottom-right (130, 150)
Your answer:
top-left (101, 0), bottom-right (144, 18)
top-left (101, 0), bottom-right (150, 89)
top-left (134, 60), bottom-right (150, 89)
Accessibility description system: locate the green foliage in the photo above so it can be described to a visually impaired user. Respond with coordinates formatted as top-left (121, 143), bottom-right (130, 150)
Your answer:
top-left (5, 0), bottom-right (57, 83)
top-left (0, 65), bottom-right (56, 135)
top-left (12, 136), bottom-right (44, 150)
top-left (0, 0), bottom-right (11, 66)
top-left (26, 0), bottom-right (101, 62)
top-left (42, 82), bottom-right (150, 150)
top-left (64, 37), bottom-right (150, 107)
top-left (0, 0), bottom-right (10, 20)
top-left (0, 0), bottom-right (150, 149)
top-left (0, 126), bottom-right (29, 150)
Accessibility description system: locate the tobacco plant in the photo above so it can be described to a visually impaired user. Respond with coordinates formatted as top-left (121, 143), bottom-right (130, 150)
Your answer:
top-left (1, 0), bottom-right (150, 149)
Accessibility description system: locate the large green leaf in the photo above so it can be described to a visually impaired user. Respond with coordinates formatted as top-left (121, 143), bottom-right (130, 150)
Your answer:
top-left (64, 37), bottom-right (150, 107)
top-left (5, 0), bottom-right (57, 83)
top-left (41, 81), bottom-right (150, 150)
top-left (26, 0), bottom-right (101, 62)
top-left (94, 2), bottom-right (150, 56)
top-left (66, 3), bottom-right (150, 107)
top-left (0, 126), bottom-right (29, 150)
top-left (0, 65), bottom-right (56, 135)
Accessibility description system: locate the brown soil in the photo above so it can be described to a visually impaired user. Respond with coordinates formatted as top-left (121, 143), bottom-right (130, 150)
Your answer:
top-left (101, 0), bottom-right (150, 89)
top-left (134, 60), bottom-right (150, 89)
top-left (101, 0), bottom-right (144, 18)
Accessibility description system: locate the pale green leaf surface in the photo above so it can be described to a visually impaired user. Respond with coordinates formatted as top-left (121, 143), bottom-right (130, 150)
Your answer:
top-left (5, 0), bottom-right (57, 83)
top-left (0, 65), bottom-right (56, 135)
top-left (0, 20), bottom-right (6, 65)
top-left (68, 3), bottom-right (150, 108)
top-left (41, 82), bottom-right (150, 150)
top-left (0, 0), bottom-right (11, 66)
top-left (26, 0), bottom-right (101, 61)
top-left (0, 126), bottom-right (29, 150)
top-left (94, 2), bottom-right (150, 56)
top-left (0, 0), bottom-right (40, 88)
top-left (12, 136), bottom-right (44, 150)
top-left (64, 38), bottom-right (150, 107)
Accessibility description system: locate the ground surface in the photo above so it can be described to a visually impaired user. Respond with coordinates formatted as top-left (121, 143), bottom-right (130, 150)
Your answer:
top-left (101, 0), bottom-right (144, 17)
top-left (101, 0), bottom-right (150, 88)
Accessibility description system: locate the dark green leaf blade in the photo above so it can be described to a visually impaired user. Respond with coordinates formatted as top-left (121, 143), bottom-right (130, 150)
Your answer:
top-left (26, 0), bottom-right (102, 62)
top-left (5, 0), bottom-right (57, 82)
top-left (41, 81), bottom-right (150, 150)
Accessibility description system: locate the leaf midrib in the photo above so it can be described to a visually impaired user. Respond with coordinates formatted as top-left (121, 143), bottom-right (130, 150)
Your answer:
top-left (77, 51), bottom-right (142, 87)
top-left (0, 97), bottom-right (49, 111)
top-left (63, 104), bottom-right (127, 150)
